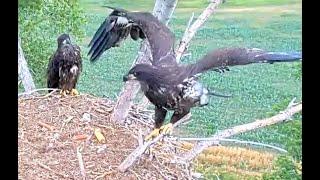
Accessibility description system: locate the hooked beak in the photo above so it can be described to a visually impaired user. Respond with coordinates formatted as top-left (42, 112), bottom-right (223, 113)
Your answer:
top-left (63, 38), bottom-right (71, 45)
top-left (123, 74), bottom-right (137, 82)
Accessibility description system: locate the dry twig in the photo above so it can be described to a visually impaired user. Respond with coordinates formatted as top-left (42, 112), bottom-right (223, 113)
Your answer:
top-left (38, 121), bottom-right (54, 131)
top-left (38, 162), bottom-right (69, 179)
top-left (77, 146), bottom-right (86, 179)
top-left (118, 113), bottom-right (192, 172)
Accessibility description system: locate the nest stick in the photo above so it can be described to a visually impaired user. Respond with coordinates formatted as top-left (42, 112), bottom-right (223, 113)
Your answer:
top-left (118, 113), bottom-right (191, 172)
top-left (38, 162), bottom-right (69, 178)
top-left (77, 146), bottom-right (86, 180)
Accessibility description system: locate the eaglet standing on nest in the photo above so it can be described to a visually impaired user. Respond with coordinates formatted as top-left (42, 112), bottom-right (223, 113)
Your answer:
top-left (47, 34), bottom-right (82, 96)
top-left (88, 7), bottom-right (302, 141)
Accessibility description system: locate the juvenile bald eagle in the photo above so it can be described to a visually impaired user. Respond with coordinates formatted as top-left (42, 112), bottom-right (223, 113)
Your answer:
top-left (47, 34), bottom-right (82, 96)
top-left (89, 7), bottom-right (302, 140)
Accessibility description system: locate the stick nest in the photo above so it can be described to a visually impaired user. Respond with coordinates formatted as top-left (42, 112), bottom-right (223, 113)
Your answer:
top-left (18, 93), bottom-right (193, 180)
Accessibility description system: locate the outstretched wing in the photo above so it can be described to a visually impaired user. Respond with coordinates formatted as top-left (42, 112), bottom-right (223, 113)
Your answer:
top-left (88, 7), bottom-right (175, 63)
top-left (186, 47), bottom-right (302, 76)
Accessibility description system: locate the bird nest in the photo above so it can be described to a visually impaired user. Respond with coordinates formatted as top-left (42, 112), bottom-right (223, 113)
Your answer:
top-left (18, 92), bottom-right (279, 179)
top-left (18, 93), bottom-right (195, 180)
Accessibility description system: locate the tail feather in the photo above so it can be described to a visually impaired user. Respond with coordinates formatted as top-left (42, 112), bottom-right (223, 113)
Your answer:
top-left (208, 91), bottom-right (232, 98)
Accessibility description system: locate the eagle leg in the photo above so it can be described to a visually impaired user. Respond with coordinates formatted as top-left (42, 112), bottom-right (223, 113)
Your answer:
top-left (145, 106), bottom-right (167, 141)
top-left (71, 89), bottom-right (79, 96)
top-left (159, 123), bottom-right (173, 135)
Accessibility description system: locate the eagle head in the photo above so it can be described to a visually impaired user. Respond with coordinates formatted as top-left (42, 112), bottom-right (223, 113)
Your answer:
top-left (57, 33), bottom-right (71, 48)
top-left (105, 6), bottom-right (128, 16)
top-left (123, 64), bottom-right (157, 82)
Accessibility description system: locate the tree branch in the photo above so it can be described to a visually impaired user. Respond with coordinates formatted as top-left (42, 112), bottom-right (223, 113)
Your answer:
top-left (178, 102), bottom-right (302, 163)
top-left (18, 88), bottom-right (59, 97)
top-left (174, 137), bottom-right (288, 153)
top-left (18, 35), bottom-right (36, 93)
top-left (118, 113), bottom-right (191, 172)
top-left (175, 0), bottom-right (224, 62)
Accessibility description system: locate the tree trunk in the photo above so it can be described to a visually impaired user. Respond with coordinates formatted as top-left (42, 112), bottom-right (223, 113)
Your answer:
top-left (111, 0), bottom-right (178, 124)
top-left (18, 36), bottom-right (36, 93)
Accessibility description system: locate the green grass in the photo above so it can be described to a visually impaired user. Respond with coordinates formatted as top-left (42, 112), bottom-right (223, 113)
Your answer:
top-left (59, 0), bottom-right (302, 178)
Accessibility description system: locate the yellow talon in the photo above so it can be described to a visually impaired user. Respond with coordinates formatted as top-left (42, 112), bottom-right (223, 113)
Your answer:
top-left (145, 123), bottom-right (173, 141)
top-left (145, 128), bottom-right (160, 141)
top-left (71, 89), bottom-right (79, 96)
top-left (159, 123), bottom-right (173, 135)
top-left (60, 90), bottom-right (67, 97)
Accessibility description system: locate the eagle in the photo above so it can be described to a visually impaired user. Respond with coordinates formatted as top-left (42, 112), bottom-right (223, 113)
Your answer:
top-left (47, 34), bottom-right (82, 96)
top-left (88, 7), bottom-right (302, 140)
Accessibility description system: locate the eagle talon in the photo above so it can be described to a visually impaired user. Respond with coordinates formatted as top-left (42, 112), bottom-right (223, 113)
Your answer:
top-left (159, 123), bottom-right (173, 135)
top-left (144, 128), bottom-right (160, 141)
top-left (71, 89), bottom-right (79, 96)
top-left (60, 90), bottom-right (68, 97)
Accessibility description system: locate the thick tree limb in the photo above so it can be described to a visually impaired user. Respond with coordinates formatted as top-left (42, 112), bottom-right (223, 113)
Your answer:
top-left (118, 113), bottom-right (191, 172)
top-left (153, 0), bottom-right (178, 25)
top-left (175, 0), bottom-right (224, 62)
top-left (179, 102), bottom-right (302, 163)
top-left (18, 36), bottom-right (36, 93)
top-left (111, 0), bottom-right (178, 124)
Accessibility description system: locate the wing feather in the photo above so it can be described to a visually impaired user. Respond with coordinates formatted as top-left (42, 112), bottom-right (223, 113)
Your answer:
top-left (186, 47), bottom-right (302, 76)
top-left (88, 9), bottom-right (175, 63)
top-left (88, 20), bottom-right (115, 56)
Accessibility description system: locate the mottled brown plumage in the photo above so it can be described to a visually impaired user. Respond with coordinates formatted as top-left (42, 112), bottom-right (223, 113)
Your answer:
top-left (47, 34), bottom-right (82, 95)
top-left (90, 7), bottom-right (302, 140)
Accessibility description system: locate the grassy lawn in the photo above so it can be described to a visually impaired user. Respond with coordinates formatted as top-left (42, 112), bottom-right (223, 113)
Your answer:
top-left (76, 0), bottom-right (301, 178)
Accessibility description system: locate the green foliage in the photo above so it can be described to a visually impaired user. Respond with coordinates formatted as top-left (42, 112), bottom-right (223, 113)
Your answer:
top-left (18, 0), bottom-right (87, 87)
top-left (263, 156), bottom-right (301, 180)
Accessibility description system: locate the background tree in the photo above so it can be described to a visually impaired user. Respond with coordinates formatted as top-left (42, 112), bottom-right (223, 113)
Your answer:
top-left (18, 36), bottom-right (36, 93)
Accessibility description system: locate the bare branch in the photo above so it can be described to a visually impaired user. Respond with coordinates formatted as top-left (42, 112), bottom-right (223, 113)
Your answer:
top-left (174, 137), bottom-right (288, 153)
top-left (77, 146), bottom-right (86, 180)
top-left (118, 113), bottom-right (191, 172)
top-left (178, 102), bottom-right (302, 162)
top-left (18, 36), bottom-right (36, 93)
top-left (18, 88), bottom-right (59, 97)
top-left (175, 0), bottom-right (224, 62)
top-left (38, 162), bottom-right (69, 178)
top-left (177, 12), bottom-right (194, 61)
